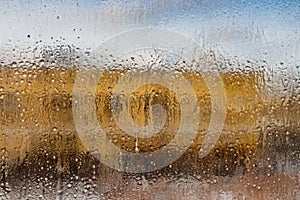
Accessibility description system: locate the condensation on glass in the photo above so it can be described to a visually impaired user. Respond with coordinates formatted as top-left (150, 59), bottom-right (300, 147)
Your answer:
top-left (0, 0), bottom-right (299, 199)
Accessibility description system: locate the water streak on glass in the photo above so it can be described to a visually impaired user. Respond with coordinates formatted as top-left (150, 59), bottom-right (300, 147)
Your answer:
top-left (0, 0), bottom-right (299, 199)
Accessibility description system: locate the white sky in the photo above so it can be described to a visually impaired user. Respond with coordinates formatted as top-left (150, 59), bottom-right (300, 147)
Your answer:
top-left (0, 0), bottom-right (299, 65)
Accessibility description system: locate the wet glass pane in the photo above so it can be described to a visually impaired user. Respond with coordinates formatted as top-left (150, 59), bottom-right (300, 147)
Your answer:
top-left (0, 0), bottom-right (299, 199)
